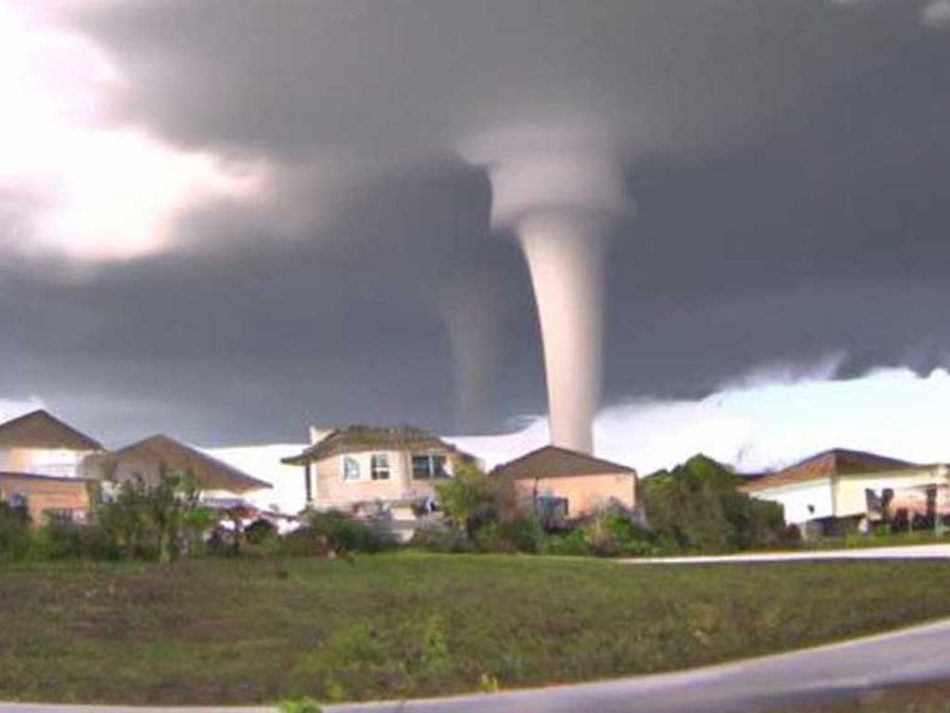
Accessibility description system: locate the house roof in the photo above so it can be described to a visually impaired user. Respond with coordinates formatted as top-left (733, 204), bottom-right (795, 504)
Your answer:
top-left (743, 448), bottom-right (921, 492)
top-left (492, 445), bottom-right (636, 480)
top-left (282, 424), bottom-right (472, 465)
top-left (90, 434), bottom-right (271, 494)
top-left (0, 410), bottom-right (103, 451)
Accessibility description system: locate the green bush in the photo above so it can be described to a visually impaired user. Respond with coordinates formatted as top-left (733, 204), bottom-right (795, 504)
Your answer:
top-left (546, 514), bottom-right (659, 558)
top-left (409, 523), bottom-right (470, 553)
top-left (40, 517), bottom-right (120, 561)
top-left (435, 462), bottom-right (543, 553)
top-left (545, 528), bottom-right (592, 556)
top-left (95, 469), bottom-right (204, 562)
top-left (245, 518), bottom-right (278, 546)
top-left (497, 514), bottom-right (545, 554)
top-left (0, 501), bottom-right (32, 561)
top-left (641, 454), bottom-right (788, 553)
top-left (284, 511), bottom-right (395, 557)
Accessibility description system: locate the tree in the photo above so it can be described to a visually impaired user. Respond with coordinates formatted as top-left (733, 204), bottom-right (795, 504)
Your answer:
top-left (434, 461), bottom-right (542, 551)
top-left (437, 461), bottom-right (507, 540)
top-left (642, 455), bottom-right (786, 553)
top-left (96, 468), bottom-right (205, 562)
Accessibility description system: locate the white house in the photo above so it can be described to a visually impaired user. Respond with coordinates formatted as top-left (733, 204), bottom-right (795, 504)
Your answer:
top-left (743, 448), bottom-right (947, 536)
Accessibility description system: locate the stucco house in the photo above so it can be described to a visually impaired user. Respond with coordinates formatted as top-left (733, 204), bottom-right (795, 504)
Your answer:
top-left (83, 433), bottom-right (272, 502)
top-left (0, 472), bottom-right (92, 525)
top-left (281, 425), bottom-right (478, 533)
top-left (0, 410), bottom-right (103, 524)
top-left (743, 448), bottom-right (948, 536)
top-left (0, 409), bottom-right (103, 478)
top-left (492, 445), bottom-right (638, 520)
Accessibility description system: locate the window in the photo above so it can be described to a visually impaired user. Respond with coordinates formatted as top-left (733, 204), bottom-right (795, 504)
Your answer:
top-left (343, 456), bottom-right (361, 481)
top-left (371, 453), bottom-right (390, 481)
top-left (412, 454), bottom-right (447, 480)
top-left (10, 493), bottom-right (28, 510)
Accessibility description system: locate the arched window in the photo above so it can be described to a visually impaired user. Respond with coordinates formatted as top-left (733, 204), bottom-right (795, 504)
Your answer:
top-left (343, 456), bottom-right (361, 481)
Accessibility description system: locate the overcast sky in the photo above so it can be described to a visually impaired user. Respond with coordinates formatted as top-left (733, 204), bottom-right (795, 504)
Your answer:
top-left (2, 0), bottom-right (950, 461)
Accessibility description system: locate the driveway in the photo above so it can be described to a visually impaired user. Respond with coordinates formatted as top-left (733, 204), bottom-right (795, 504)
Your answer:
top-left (4, 616), bottom-right (950, 713)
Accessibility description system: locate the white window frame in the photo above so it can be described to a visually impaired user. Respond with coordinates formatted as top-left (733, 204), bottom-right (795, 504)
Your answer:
top-left (370, 453), bottom-right (391, 481)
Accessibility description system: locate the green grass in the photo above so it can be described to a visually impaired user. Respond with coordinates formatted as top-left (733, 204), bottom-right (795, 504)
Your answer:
top-left (1, 553), bottom-right (950, 705)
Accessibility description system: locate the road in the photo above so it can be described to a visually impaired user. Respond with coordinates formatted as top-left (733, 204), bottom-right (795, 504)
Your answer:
top-left (3, 615), bottom-right (950, 713)
top-left (621, 542), bottom-right (950, 565)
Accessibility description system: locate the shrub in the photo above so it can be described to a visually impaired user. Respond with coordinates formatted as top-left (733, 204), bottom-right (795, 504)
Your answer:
top-left (641, 454), bottom-right (788, 553)
top-left (436, 462), bottom-right (542, 553)
top-left (40, 517), bottom-right (120, 560)
top-left (0, 501), bottom-right (32, 561)
top-left (497, 514), bottom-right (545, 554)
top-left (544, 528), bottom-right (592, 556)
top-left (283, 511), bottom-right (395, 557)
top-left (95, 469), bottom-right (204, 562)
top-left (409, 522), bottom-right (470, 553)
top-left (245, 518), bottom-right (278, 545)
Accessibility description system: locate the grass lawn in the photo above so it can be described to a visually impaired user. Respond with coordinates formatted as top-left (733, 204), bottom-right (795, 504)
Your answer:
top-left (2, 553), bottom-right (950, 705)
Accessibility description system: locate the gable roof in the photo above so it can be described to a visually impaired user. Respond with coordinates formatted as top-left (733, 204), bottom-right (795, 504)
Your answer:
top-left (492, 445), bottom-right (636, 480)
top-left (0, 410), bottom-right (102, 451)
top-left (90, 434), bottom-right (271, 494)
top-left (282, 424), bottom-right (473, 465)
top-left (744, 448), bottom-right (921, 492)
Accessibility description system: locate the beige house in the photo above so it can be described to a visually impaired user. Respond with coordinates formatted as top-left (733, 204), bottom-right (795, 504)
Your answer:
top-left (492, 445), bottom-right (638, 519)
top-left (0, 472), bottom-right (92, 525)
top-left (743, 448), bottom-right (947, 536)
top-left (0, 410), bottom-right (102, 524)
top-left (83, 434), bottom-right (272, 499)
top-left (0, 409), bottom-right (103, 478)
top-left (282, 425), bottom-right (477, 522)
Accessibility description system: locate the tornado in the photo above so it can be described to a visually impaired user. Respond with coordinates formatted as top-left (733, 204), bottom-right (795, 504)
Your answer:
top-left (487, 147), bottom-right (627, 454)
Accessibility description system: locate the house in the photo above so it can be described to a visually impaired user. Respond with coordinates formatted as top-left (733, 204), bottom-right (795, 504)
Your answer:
top-left (0, 409), bottom-right (103, 524)
top-left (742, 448), bottom-right (948, 537)
top-left (0, 472), bottom-right (92, 525)
top-left (281, 425), bottom-right (478, 535)
top-left (0, 409), bottom-right (103, 478)
top-left (491, 445), bottom-right (638, 520)
top-left (82, 434), bottom-right (272, 500)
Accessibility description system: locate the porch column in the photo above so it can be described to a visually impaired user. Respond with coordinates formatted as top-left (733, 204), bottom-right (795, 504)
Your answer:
top-left (304, 462), bottom-right (313, 506)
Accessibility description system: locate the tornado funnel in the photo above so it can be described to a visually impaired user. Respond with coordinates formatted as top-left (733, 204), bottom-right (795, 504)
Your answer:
top-left (487, 147), bottom-right (627, 454)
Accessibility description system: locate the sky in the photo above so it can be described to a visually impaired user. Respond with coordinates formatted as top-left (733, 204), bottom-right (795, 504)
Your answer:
top-left (2, 0), bottom-right (950, 472)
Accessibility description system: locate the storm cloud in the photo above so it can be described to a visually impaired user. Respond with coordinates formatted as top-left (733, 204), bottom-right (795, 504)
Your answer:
top-left (2, 1), bottom-right (950, 451)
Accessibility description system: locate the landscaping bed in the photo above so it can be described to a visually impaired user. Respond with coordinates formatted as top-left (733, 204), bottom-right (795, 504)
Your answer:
top-left (2, 553), bottom-right (950, 705)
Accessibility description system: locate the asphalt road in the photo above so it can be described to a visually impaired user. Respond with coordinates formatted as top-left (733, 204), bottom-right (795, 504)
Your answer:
top-left (621, 542), bottom-right (950, 565)
top-left (3, 615), bottom-right (950, 713)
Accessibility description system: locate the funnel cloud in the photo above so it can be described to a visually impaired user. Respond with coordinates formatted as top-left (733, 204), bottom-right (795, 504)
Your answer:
top-left (480, 141), bottom-right (628, 453)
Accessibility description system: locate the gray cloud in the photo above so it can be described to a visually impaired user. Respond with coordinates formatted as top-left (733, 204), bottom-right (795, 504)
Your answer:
top-left (4, 1), bottom-right (950, 445)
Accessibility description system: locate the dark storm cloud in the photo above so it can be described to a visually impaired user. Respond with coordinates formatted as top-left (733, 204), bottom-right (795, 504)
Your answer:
top-left (4, 1), bottom-right (950, 444)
